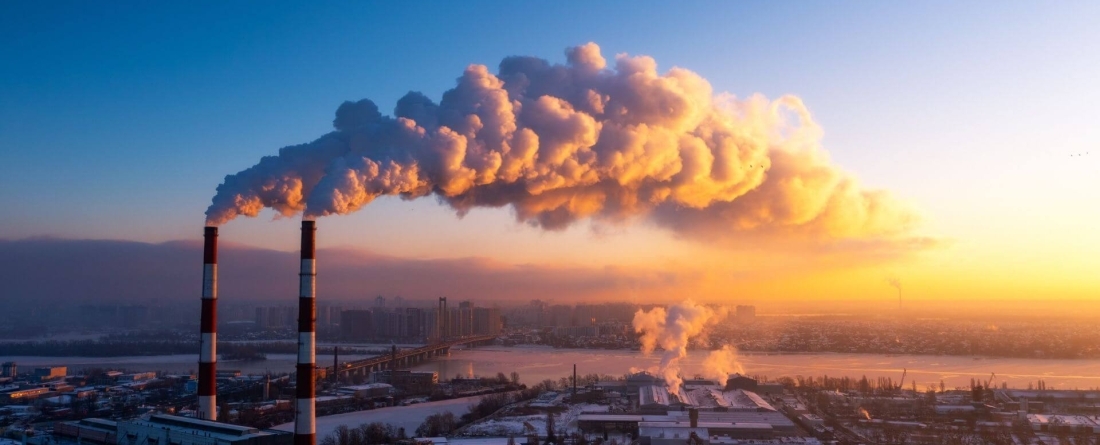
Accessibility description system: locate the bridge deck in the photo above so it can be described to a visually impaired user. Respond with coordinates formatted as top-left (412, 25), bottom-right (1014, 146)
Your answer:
top-left (325, 334), bottom-right (497, 375)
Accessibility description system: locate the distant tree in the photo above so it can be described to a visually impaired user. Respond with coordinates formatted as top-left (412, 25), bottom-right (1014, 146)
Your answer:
top-left (360, 422), bottom-right (397, 444)
top-left (510, 371), bottom-right (520, 384)
top-left (545, 412), bottom-right (557, 445)
top-left (416, 412), bottom-right (457, 437)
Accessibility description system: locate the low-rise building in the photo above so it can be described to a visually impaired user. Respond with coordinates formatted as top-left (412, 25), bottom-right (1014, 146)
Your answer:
top-left (34, 366), bottom-right (67, 382)
top-left (336, 383), bottom-right (393, 399)
top-left (0, 387), bottom-right (50, 404)
top-left (370, 370), bottom-right (438, 395)
top-left (55, 418), bottom-right (119, 445)
top-left (116, 414), bottom-right (292, 445)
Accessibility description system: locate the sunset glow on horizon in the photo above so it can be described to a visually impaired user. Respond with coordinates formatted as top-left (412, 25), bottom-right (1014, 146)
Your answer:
top-left (2, 1), bottom-right (1098, 309)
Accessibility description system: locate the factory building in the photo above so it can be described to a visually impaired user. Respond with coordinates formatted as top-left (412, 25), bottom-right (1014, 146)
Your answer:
top-left (0, 387), bottom-right (50, 404)
top-left (34, 366), bottom-right (67, 382)
top-left (578, 410), bottom-right (797, 441)
top-left (117, 415), bottom-right (292, 445)
top-left (55, 418), bottom-right (119, 445)
top-left (370, 370), bottom-right (438, 395)
top-left (54, 416), bottom-right (292, 445)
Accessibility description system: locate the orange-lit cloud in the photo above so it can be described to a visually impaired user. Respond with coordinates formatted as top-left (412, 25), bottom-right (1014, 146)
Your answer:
top-left (206, 43), bottom-right (925, 260)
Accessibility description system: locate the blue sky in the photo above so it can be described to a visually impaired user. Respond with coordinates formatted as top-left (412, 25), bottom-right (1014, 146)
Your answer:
top-left (2, 2), bottom-right (1098, 300)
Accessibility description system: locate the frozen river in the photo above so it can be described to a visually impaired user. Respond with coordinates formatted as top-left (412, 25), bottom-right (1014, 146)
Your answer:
top-left (9, 346), bottom-right (1100, 390)
top-left (272, 395), bottom-right (483, 436)
top-left (407, 346), bottom-right (1100, 391)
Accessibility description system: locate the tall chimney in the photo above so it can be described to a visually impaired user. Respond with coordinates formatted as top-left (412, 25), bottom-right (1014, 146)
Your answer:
top-left (332, 346), bottom-right (339, 384)
top-left (198, 226), bottom-right (218, 420)
top-left (573, 364), bottom-right (577, 398)
top-left (295, 221), bottom-right (317, 445)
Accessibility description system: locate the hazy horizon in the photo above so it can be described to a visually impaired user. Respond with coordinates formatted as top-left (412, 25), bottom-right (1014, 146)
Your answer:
top-left (2, 236), bottom-right (1096, 319)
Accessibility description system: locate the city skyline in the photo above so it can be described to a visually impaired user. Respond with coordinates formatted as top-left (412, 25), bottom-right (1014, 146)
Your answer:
top-left (3, 2), bottom-right (1099, 306)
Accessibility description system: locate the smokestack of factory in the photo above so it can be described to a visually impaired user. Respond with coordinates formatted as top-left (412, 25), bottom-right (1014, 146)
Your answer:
top-left (295, 221), bottom-right (317, 445)
top-left (198, 226), bottom-right (218, 420)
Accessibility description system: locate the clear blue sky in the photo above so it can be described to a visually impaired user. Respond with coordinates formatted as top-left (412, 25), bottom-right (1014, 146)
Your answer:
top-left (2, 1), bottom-right (1098, 295)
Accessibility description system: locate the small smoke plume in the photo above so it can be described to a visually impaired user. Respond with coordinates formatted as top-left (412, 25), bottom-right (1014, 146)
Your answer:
top-left (886, 276), bottom-right (902, 309)
top-left (204, 43), bottom-right (919, 251)
top-left (632, 301), bottom-right (727, 396)
top-left (701, 345), bottom-right (745, 383)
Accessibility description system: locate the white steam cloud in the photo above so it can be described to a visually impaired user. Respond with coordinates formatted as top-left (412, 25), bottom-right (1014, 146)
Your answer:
top-left (205, 43), bottom-right (918, 250)
top-left (632, 301), bottom-right (728, 396)
top-left (702, 345), bottom-right (744, 383)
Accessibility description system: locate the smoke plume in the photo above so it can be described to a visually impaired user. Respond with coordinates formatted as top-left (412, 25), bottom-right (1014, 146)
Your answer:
top-left (886, 276), bottom-right (902, 309)
top-left (886, 277), bottom-right (901, 291)
top-left (205, 43), bottom-right (918, 250)
top-left (632, 301), bottom-right (727, 396)
top-left (701, 345), bottom-right (745, 383)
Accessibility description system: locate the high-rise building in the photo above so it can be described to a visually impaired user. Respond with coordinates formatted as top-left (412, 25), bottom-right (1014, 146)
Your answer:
top-left (1, 362), bottom-right (15, 378)
top-left (735, 305), bottom-right (756, 322)
top-left (473, 307), bottom-right (502, 335)
top-left (340, 310), bottom-right (374, 341)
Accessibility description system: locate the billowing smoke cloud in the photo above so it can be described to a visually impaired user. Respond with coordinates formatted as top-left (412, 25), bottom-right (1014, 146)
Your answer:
top-left (205, 43), bottom-right (918, 250)
top-left (701, 345), bottom-right (744, 383)
top-left (632, 301), bottom-right (727, 396)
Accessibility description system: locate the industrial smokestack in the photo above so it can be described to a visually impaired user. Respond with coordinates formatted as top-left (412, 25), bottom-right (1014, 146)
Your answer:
top-left (573, 364), bottom-right (577, 398)
top-left (198, 226), bottom-right (218, 420)
top-left (332, 346), bottom-right (339, 385)
top-left (295, 221), bottom-right (317, 445)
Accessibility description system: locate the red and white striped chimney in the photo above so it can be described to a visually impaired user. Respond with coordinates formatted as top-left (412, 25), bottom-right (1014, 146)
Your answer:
top-left (198, 226), bottom-right (218, 420)
top-left (295, 221), bottom-right (317, 445)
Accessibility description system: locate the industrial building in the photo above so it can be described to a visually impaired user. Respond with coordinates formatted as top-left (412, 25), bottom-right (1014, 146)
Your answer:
top-left (0, 387), bottom-right (50, 404)
top-left (55, 418), bottom-right (120, 445)
top-left (53, 415), bottom-right (293, 445)
top-left (34, 366), bottom-right (67, 382)
top-left (578, 373), bottom-right (798, 441)
top-left (370, 370), bottom-right (438, 394)
top-left (117, 414), bottom-right (293, 445)
top-left (578, 410), bottom-right (798, 441)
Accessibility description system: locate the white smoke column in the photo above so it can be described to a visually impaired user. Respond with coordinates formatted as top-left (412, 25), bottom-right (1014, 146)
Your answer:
top-left (632, 301), bottom-right (727, 397)
top-left (204, 43), bottom-right (919, 253)
top-left (702, 345), bottom-right (744, 383)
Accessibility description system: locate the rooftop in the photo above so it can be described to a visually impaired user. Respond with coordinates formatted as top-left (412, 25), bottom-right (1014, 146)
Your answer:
top-left (125, 414), bottom-right (288, 440)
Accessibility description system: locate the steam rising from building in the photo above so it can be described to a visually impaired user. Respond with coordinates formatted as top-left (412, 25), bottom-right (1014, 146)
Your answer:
top-left (204, 43), bottom-right (917, 251)
top-left (632, 301), bottom-right (730, 396)
top-left (702, 345), bottom-right (744, 383)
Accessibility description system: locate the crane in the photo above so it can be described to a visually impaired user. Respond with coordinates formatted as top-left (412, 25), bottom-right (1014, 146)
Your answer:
top-left (986, 373), bottom-right (996, 389)
top-left (897, 368), bottom-right (907, 391)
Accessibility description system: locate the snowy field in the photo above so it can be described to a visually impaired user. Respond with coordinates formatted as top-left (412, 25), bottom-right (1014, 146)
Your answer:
top-left (460, 403), bottom-right (608, 437)
top-left (273, 396), bottom-right (485, 437)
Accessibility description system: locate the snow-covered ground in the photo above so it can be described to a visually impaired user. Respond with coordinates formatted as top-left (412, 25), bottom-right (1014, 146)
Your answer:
top-left (273, 395), bottom-right (485, 437)
top-left (460, 403), bottom-right (609, 437)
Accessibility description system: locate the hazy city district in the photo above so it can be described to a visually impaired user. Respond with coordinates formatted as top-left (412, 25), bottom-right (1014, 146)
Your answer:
top-left (3, 300), bottom-right (1100, 445)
